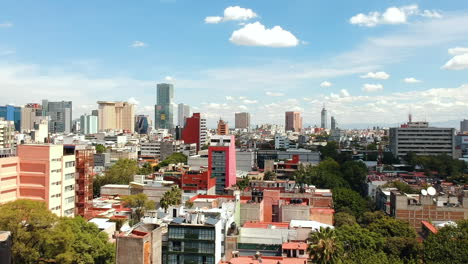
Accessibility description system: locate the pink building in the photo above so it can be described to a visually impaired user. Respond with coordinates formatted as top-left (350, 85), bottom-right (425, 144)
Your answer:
top-left (0, 144), bottom-right (76, 217)
top-left (208, 135), bottom-right (236, 194)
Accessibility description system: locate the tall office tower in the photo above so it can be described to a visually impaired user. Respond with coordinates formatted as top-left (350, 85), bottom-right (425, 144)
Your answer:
top-left (321, 107), bottom-right (328, 129)
top-left (91, 109), bottom-right (99, 116)
top-left (182, 113), bottom-right (207, 151)
top-left (42, 100), bottom-right (73, 134)
top-left (80, 114), bottom-right (98, 135)
top-left (0, 144), bottom-right (76, 217)
top-left (97, 101), bottom-right (135, 132)
top-left (390, 121), bottom-right (455, 158)
top-left (285, 111), bottom-right (302, 132)
top-left (0, 119), bottom-right (15, 149)
top-left (177, 103), bottom-right (191, 127)
top-left (208, 135), bottom-right (236, 194)
top-left (461, 119), bottom-right (468, 134)
top-left (135, 115), bottom-right (149, 134)
top-left (235, 112), bottom-right (250, 129)
top-left (0, 105), bottom-right (21, 131)
top-left (217, 119), bottom-right (229, 135)
top-left (155, 83), bottom-right (174, 130)
top-left (21, 103), bottom-right (45, 132)
top-left (331, 116), bottom-right (336, 130)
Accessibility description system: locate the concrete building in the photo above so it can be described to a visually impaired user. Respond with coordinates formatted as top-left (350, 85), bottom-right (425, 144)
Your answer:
top-left (182, 113), bottom-right (207, 151)
top-left (236, 150), bottom-right (255, 172)
top-left (80, 114), bottom-right (98, 135)
top-left (97, 101), bottom-right (135, 132)
top-left (217, 119), bottom-right (229, 135)
top-left (0, 105), bottom-right (21, 132)
top-left (42, 100), bottom-right (73, 134)
top-left (155, 83), bottom-right (174, 130)
top-left (140, 140), bottom-right (184, 160)
top-left (135, 115), bottom-right (149, 134)
top-left (182, 169), bottom-right (216, 195)
top-left (389, 121), bottom-right (456, 158)
top-left (20, 103), bottom-right (44, 132)
top-left (116, 223), bottom-right (165, 264)
top-left (30, 119), bottom-right (49, 143)
top-left (321, 107), bottom-right (327, 129)
top-left (275, 134), bottom-right (291, 150)
top-left (285, 112), bottom-right (302, 132)
top-left (209, 135), bottom-right (237, 194)
top-left (0, 120), bottom-right (15, 150)
top-left (235, 112), bottom-right (250, 130)
top-left (0, 144), bottom-right (76, 217)
top-left (177, 103), bottom-right (190, 127)
top-left (460, 119), bottom-right (468, 134)
top-left (331, 116), bottom-right (336, 130)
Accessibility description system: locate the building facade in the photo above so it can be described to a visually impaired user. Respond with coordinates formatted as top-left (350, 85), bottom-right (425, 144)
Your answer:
top-left (42, 100), bottom-right (73, 134)
top-left (155, 83), bottom-right (174, 130)
top-left (135, 115), bottom-right (149, 134)
top-left (285, 112), bottom-right (302, 132)
top-left (208, 135), bottom-right (236, 194)
top-left (0, 120), bottom-right (15, 150)
top-left (177, 103), bottom-right (190, 127)
top-left (235, 112), bottom-right (250, 129)
top-left (217, 119), bottom-right (229, 135)
top-left (0, 105), bottom-right (21, 132)
top-left (331, 116), bottom-right (336, 130)
top-left (80, 114), bottom-right (98, 135)
top-left (97, 101), bottom-right (135, 132)
top-left (321, 107), bottom-right (327, 129)
top-left (182, 113), bottom-right (207, 151)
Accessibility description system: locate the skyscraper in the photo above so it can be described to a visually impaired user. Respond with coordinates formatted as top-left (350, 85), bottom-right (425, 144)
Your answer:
top-left (217, 119), bottom-right (229, 135)
top-left (135, 115), bottom-right (149, 134)
top-left (235, 112), bottom-right (250, 129)
top-left (208, 135), bottom-right (236, 194)
top-left (0, 105), bottom-right (22, 131)
top-left (80, 114), bottom-right (98, 135)
top-left (285, 111), bottom-right (302, 132)
top-left (321, 107), bottom-right (328, 129)
top-left (97, 101), bottom-right (135, 132)
top-left (331, 116), bottom-right (336, 130)
top-left (42, 100), bottom-right (72, 134)
top-left (155, 83), bottom-right (174, 130)
top-left (182, 113), bottom-right (207, 151)
top-left (177, 103), bottom-right (190, 127)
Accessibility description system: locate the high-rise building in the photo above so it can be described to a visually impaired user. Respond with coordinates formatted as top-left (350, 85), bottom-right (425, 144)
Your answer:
top-left (390, 121), bottom-right (455, 158)
top-left (321, 107), bottom-right (328, 129)
top-left (80, 114), bottom-right (98, 135)
top-left (0, 119), bottom-right (15, 149)
top-left (42, 100), bottom-right (73, 134)
top-left (208, 135), bottom-right (236, 194)
top-left (155, 83), bottom-right (174, 130)
top-left (331, 116), bottom-right (336, 130)
top-left (97, 101), bottom-right (135, 132)
top-left (21, 103), bottom-right (46, 132)
top-left (217, 119), bottom-right (229, 135)
top-left (461, 119), bottom-right (468, 134)
top-left (285, 111), bottom-right (302, 132)
top-left (0, 144), bottom-right (76, 217)
top-left (182, 113), bottom-right (207, 151)
top-left (0, 105), bottom-right (21, 132)
top-left (135, 115), bottom-right (150, 134)
top-left (177, 103), bottom-right (190, 127)
top-left (235, 112), bottom-right (250, 129)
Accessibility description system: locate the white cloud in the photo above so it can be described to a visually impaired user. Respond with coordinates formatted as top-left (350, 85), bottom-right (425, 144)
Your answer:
top-left (238, 105), bottom-right (248, 110)
top-left (448, 47), bottom-right (468, 56)
top-left (229, 22), bottom-right (299, 47)
top-left (320, 81), bottom-right (332, 87)
top-left (362, 83), bottom-right (384, 92)
top-left (127, 97), bottom-right (140, 105)
top-left (205, 6), bottom-right (257, 24)
top-left (205, 16), bottom-right (223, 24)
top-left (360, 71), bottom-right (390, 80)
top-left (266, 91), bottom-right (284, 96)
top-left (225, 96), bottom-right (235, 101)
top-left (340, 89), bottom-right (350, 97)
top-left (243, 99), bottom-right (258, 104)
top-left (239, 96), bottom-right (247, 100)
top-left (404, 77), bottom-right (422, 83)
top-left (442, 53), bottom-right (468, 70)
top-left (350, 5), bottom-right (441, 27)
top-left (131, 41), bottom-right (147, 48)
top-left (0, 22), bottom-right (13, 28)
top-left (165, 76), bottom-right (174, 81)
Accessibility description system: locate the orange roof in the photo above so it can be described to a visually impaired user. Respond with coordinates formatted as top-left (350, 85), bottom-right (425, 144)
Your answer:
top-left (243, 221), bottom-right (290, 229)
top-left (282, 242), bottom-right (308, 250)
top-left (421, 221), bottom-right (438, 234)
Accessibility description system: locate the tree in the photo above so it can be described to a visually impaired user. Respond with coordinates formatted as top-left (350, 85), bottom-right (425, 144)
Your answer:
top-left (340, 161), bottom-right (368, 196)
top-left (93, 158), bottom-right (140, 196)
top-left (160, 186), bottom-right (182, 212)
top-left (424, 220), bottom-right (468, 264)
top-left (334, 212), bottom-right (357, 227)
top-left (307, 227), bottom-right (343, 264)
top-left (236, 176), bottom-right (250, 191)
top-left (263, 171), bottom-right (276, 181)
top-left (332, 188), bottom-right (369, 218)
top-left (122, 193), bottom-right (156, 223)
top-left (138, 162), bottom-right (153, 175)
top-left (382, 181), bottom-right (418, 194)
top-left (335, 224), bottom-right (384, 253)
top-left (95, 144), bottom-right (106, 154)
top-left (318, 141), bottom-right (339, 160)
top-left (156, 152), bottom-right (188, 170)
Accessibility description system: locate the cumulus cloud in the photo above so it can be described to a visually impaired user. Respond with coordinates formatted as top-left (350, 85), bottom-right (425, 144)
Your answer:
top-left (266, 91), bottom-right (285, 96)
top-left (350, 5), bottom-right (441, 27)
top-left (131, 41), bottom-right (147, 48)
top-left (360, 71), bottom-right (390, 80)
top-left (0, 22), bottom-right (13, 28)
top-left (443, 47), bottom-right (468, 70)
top-left (448, 47), bottom-right (468, 56)
top-left (362, 83), bottom-right (384, 92)
top-left (225, 96), bottom-right (235, 101)
top-left (404, 77), bottom-right (422, 83)
top-left (127, 97), bottom-right (140, 105)
top-left (320, 81), bottom-right (333, 87)
top-left (165, 76), bottom-right (174, 81)
top-left (340, 89), bottom-right (350, 97)
top-left (229, 22), bottom-right (299, 47)
top-left (243, 99), bottom-right (258, 104)
top-left (205, 6), bottom-right (257, 24)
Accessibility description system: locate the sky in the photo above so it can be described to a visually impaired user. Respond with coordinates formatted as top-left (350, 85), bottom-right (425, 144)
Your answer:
top-left (1, 0), bottom-right (468, 128)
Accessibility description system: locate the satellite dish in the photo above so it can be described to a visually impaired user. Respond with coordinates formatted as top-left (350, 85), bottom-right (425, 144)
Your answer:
top-left (427, 187), bottom-right (436, 196)
top-left (421, 189), bottom-right (428, 196)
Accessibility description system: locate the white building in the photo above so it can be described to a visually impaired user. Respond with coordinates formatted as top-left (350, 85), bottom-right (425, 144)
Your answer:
top-left (80, 114), bottom-right (98, 135)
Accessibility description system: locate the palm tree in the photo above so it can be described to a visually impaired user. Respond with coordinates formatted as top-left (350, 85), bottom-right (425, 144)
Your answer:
top-left (307, 227), bottom-right (342, 264)
top-left (160, 186), bottom-right (182, 212)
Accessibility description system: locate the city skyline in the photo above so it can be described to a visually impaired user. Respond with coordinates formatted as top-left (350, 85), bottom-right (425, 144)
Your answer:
top-left (1, 1), bottom-right (468, 127)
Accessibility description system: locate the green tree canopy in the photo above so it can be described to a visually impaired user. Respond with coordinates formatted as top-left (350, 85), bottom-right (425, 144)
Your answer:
top-left (122, 193), bottom-right (156, 224)
top-left (333, 187), bottom-right (369, 218)
top-left (307, 227), bottom-right (343, 264)
top-left (93, 158), bottom-right (140, 196)
top-left (95, 144), bottom-right (106, 154)
top-left (160, 186), bottom-right (182, 212)
top-left (334, 212), bottom-right (357, 227)
top-left (424, 220), bottom-right (468, 264)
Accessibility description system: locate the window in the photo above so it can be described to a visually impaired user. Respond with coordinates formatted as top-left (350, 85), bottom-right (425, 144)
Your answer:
top-left (65, 185), bottom-right (74, 192)
top-left (65, 161), bottom-right (75, 168)
top-left (65, 196), bottom-right (74, 204)
top-left (51, 169), bottom-right (61, 173)
top-left (65, 173), bottom-right (75, 180)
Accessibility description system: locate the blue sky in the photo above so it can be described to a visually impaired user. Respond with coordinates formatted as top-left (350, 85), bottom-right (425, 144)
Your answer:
top-left (1, 0), bottom-right (468, 128)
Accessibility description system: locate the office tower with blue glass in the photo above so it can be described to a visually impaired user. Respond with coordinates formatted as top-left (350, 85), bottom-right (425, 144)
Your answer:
top-left (0, 105), bottom-right (21, 131)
